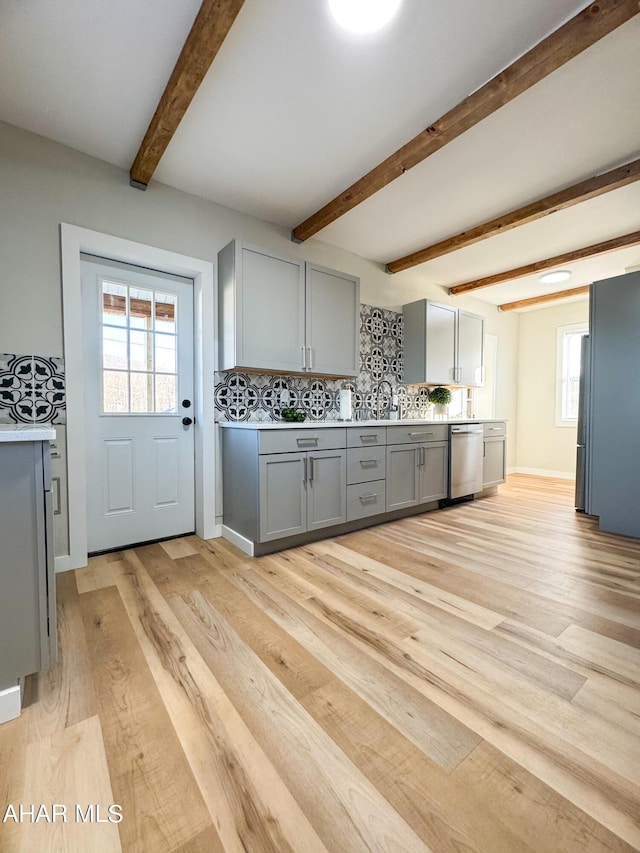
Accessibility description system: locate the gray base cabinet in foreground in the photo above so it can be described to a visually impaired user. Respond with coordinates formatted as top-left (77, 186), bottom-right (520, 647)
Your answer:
top-left (0, 441), bottom-right (57, 692)
top-left (221, 421), bottom-right (506, 554)
top-left (222, 421), bottom-right (505, 555)
top-left (482, 422), bottom-right (507, 488)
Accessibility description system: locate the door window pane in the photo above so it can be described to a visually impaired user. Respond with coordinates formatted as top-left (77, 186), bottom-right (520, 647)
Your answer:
top-left (129, 288), bottom-right (153, 330)
top-left (130, 372), bottom-right (154, 413)
top-left (155, 374), bottom-right (177, 413)
top-left (155, 333), bottom-right (176, 373)
top-left (103, 371), bottom-right (129, 413)
top-left (102, 282), bottom-right (128, 327)
top-left (103, 326), bottom-right (128, 370)
top-left (130, 330), bottom-right (153, 372)
top-left (155, 293), bottom-right (176, 332)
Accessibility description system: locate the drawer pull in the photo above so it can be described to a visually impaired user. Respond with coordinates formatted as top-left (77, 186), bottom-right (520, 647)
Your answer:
top-left (488, 427), bottom-right (501, 431)
top-left (359, 493), bottom-right (378, 502)
top-left (360, 435), bottom-right (378, 443)
top-left (52, 476), bottom-right (62, 515)
top-left (297, 437), bottom-right (319, 446)
top-left (359, 459), bottom-right (379, 468)
top-left (409, 431), bottom-right (434, 437)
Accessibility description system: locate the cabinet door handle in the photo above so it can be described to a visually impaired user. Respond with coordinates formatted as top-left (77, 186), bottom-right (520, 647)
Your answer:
top-left (307, 347), bottom-right (313, 369)
top-left (420, 446), bottom-right (425, 467)
top-left (52, 476), bottom-right (62, 515)
top-left (301, 346), bottom-right (307, 369)
top-left (303, 457), bottom-right (308, 483)
top-left (308, 456), bottom-right (314, 482)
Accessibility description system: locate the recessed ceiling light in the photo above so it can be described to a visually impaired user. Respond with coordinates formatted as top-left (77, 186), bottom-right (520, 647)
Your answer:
top-left (329, 0), bottom-right (402, 34)
top-left (539, 270), bottom-right (572, 285)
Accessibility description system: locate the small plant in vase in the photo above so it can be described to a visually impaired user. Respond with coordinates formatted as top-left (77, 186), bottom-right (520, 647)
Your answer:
top-left (429, 386), bottom-right (452, 419)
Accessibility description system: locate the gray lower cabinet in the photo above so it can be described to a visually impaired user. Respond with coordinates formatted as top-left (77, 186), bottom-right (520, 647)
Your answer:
top-left (482, 421), bottom-right (507, 488)
top-left (259, 452), bottom-right (307, 542)
top-left (386, 441), bottom-right (448, 511)
top-left (258, 449), bottom-right (346, 542)
top-left (0, 441), bottom-right (56, 691)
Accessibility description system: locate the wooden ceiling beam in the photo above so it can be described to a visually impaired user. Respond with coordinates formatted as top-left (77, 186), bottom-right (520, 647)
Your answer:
top-left (386, 157), bottom-right (640, 273)
top-left (291, 0), bottom-right (640, 243)
top-left (449, 230), bottom-right (640, 295)
top-left (130, 0), bottom-right (246, 189)
top-left (498, 285), bottom-right (590, 312)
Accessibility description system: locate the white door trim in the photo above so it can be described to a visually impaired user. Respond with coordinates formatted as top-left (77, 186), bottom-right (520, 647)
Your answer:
top-left (60, 223), bottom-right (216, 570)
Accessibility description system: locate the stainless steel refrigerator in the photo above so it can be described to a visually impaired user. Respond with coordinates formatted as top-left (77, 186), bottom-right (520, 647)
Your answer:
top-left (575, 334), bottom-right (590, 513)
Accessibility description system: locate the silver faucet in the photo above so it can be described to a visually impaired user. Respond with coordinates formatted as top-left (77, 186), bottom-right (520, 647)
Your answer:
top-left (376, 379), bottom-right (394, 420)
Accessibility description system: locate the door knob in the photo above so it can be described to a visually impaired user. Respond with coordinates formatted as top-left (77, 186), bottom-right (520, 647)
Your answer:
top-left (182, 399), bottom-right (191, 408)
top-left (182, 417), bottom-right (193, 426)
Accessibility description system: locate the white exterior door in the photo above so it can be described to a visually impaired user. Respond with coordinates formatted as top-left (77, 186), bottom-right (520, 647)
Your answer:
top-left (81, 256), bottom-right (195, 553)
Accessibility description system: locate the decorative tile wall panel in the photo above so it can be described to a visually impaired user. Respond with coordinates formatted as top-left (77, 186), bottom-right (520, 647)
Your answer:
top-left (214, 304), bottom-right (434, 422)
top-left (0, 354), bottom-right (66, 424)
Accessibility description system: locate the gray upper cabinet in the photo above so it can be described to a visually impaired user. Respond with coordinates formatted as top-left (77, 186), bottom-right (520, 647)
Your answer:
top-left (219, 240), bottom-right (306, 373)
top-left (403, 299), bottom-right (484, 387)
top-left (219, 241), bottom-right (360, 377)
top-left (457, 310), bottom-right (484, 387)
top-left (305, 263), bottom-right (359, 376)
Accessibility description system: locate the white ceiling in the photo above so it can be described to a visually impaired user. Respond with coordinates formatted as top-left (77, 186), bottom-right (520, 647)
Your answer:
top-left (1, 0), bottom-right (638, 310)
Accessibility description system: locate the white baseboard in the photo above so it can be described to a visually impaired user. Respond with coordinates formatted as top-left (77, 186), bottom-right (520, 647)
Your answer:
top-left (55, 555), bottom-right (72, 574)
top-left (221, 525), bottom-right (254, 557)
top-left (512, 467), bottom-right (576, 480)
top-left (0, 684), bottom-right (21, 724)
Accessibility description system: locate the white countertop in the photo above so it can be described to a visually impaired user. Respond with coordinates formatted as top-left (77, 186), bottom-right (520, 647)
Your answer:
top-left (218, 418), bottom-right (505, 430)
top-left (0, 424), bottom-right (56, 442)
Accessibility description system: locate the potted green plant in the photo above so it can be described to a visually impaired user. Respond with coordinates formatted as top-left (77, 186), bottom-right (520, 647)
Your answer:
top-left (429, 386), bottom-right (451, 419)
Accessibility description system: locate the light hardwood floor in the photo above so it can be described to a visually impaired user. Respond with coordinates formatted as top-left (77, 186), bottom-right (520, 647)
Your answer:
top-left (1, 475), bottom-right (639, 852)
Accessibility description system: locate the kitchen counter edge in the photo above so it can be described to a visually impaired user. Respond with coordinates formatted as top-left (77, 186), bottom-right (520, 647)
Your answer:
top-left (0, 425), bottom-right (56, 442)
top-left (217, 419), bottom-right (506, 430)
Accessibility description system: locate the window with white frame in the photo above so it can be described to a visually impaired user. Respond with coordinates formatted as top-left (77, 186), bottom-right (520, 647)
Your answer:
top-left (556, 323), bottom-right (588, 425)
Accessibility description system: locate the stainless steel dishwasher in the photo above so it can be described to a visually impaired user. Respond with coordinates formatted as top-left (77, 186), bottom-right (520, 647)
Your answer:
top-left (449, 424), bottom-right (484, 499)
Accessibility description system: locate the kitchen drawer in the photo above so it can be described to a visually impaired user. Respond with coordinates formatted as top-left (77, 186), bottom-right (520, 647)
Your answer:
top-left (346, 427), bottom-right (387, 448)
top-left (347, 480), bottom-right (386, 522)
top-left (347, 446), bottom-right (386, 485)
top-left (258, 427), bottom-right (346, 455)
top-left (386, 424), bottom-right (448, 444)
top-left (483, 422), bottom-right (506, 438)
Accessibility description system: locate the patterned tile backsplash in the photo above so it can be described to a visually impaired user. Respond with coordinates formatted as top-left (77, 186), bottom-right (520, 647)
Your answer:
top-left (0, 354), bottom-right (66, 424)
top-left (214, 304), bottom-right (433, 422)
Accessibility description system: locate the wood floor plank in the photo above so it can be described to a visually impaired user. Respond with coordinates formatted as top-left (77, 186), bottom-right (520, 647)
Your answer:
top-left (225, 562), bottom-right (482, 772)
top-left (159, 538), bottom-right (199, 560)
top-left (19, 571), bottom-right (96, 743)
top-left (3, 474), bottom-right (639, 852)
top-left (15, 716), bottom-right (122, 853)
top-left (170, 589), bottom-right (432, 853)
top-left (113, 550), bottom-right (328, 853)
top-left (75, 560), bottom-right (120, 594)
top-left (78, 585), bottom-right (218, 853)
top-left (312, 539), bottom-right (506, 629)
